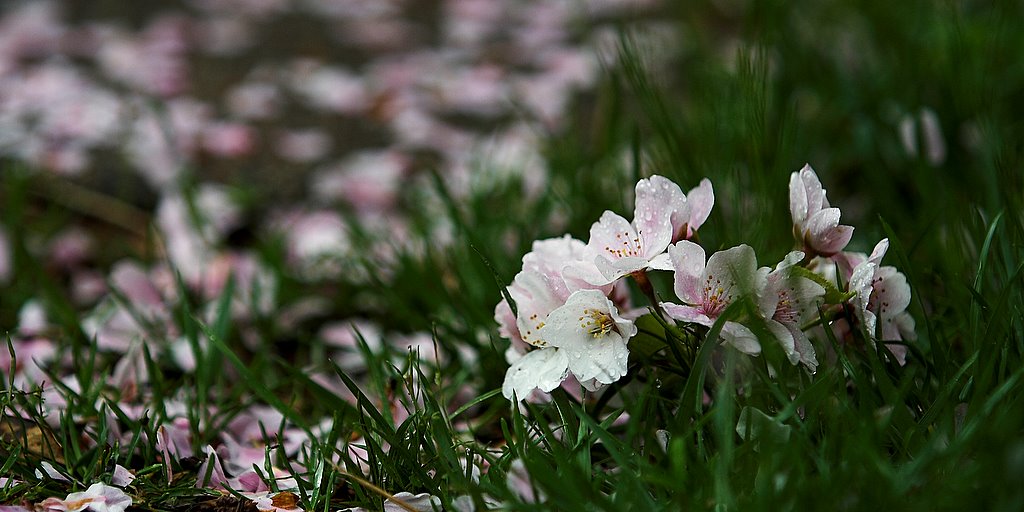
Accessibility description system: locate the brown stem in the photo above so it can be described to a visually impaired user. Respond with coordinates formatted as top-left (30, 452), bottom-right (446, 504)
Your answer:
top-left (631, 269), bottom-right (663, 318)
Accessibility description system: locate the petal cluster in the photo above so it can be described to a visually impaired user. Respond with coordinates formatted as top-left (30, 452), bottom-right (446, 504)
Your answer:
top-left (789, 164), bottom-right (854, 257)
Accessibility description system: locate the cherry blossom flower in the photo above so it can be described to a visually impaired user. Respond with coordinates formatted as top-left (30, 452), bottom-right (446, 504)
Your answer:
top-left (789, 164), bottom-right (854, 257)
top-left (37, 483), bottom-right (132, 512)
top-left (567, 175), bottom-right (713, 287)
top-left (503, 289), bottom-right (634, 400)
top-left (759, 251), bottom-right (825, 371)
top-left (644, 176), bottom-right (713, 243)
top-left (660, 241), bottom-right (766, 355)
top-left (847, 239), bottom-right (916, 362)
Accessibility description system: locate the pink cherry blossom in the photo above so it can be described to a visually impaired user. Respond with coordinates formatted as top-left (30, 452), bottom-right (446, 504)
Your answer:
top-left (38, 483), bottom-right (132, 512)
top-left (847, 239), bottom-right (915, 363)
top-left (789, 164), bottom-right (854, 257)
top-left (567, 175), bottom-right (713, 286)
top-left (759, 251), bottom-right (825, 371)
top-left (660, 241), bottom-right (766, 355)
top-left (635, 175), bottom-right (714, 243)
top-left (502, 289), bottom-right (634, 400)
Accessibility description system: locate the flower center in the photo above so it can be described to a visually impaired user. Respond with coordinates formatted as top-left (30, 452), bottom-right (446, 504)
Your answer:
top-left (579, 308), bottom-right (616, 338)
top-left (603, 230), bottom-right (644, 259)
top-left (773, 285), bottom-right (807, 325)
top-left (701, 274), bottom-right (733, 317)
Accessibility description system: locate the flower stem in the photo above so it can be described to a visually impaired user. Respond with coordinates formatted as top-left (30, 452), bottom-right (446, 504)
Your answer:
top-left (632, 270), bottom-right (662, 317)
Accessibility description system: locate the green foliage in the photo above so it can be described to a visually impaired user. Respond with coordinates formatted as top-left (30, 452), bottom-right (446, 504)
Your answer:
top-left (3, 1), bottom-right (1024, 511)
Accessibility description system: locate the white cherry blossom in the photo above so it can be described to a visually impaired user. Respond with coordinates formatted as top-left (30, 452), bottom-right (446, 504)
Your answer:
top-left (789, 164), bottom-right (854, 257)
top-left (503, 289), bottom-right (634, 400)
top-left (760, 251), bottom-right (825, 371)
top-left (567, 175), bottom-right (715, 287)
top-left (660, 241), bottom-right (766, 355)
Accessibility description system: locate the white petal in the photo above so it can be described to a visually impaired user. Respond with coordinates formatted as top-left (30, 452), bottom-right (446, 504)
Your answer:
top-left (849, 261), bottom-right (878, 337)
top-left (766, 319), bottom-right (798, 364)
top-left (594, 255), bottom-right (647, 283)
top-left (385, 492), bottom-right (442, 512)
top-left (587, 211), bottom-right (643, 262)
top-left (721, 322), bottom-right (761, 355)
top-left (702, 244), bottom-right (758, 305)
top-left (634, 175), bottom-right (682, 255)
top-left (789, 168), bottom-right (809, 225)
top-left (566, 337), bottom-right (629, 385)
top-left (648, 252), bottom-right (672, 271)
top-left (502, 349), bottom-right (569, 400)
top-left (542, 290), bottom-right (623, 350)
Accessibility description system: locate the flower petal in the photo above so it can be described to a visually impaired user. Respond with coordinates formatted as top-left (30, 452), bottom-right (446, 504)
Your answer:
top-left (721, 321), bottom-right (761, 355)
top-left (680, 178), bottom-right (714, 238)
top-left (634, 175), bottom-right (682, 255)
top-left (668, 240), bottom-right (706, 304)
top-left (501, 349), bottom-right (569, 400)
top-left (703, 244), bottom-right (758, 300)
top-left (563, 336), bottom-right (630, 385)
top-left (661, 302), bottom-right (713, 326)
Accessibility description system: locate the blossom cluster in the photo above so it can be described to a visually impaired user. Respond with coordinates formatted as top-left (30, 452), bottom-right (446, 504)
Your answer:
top-left (495, 165), bottom-right (916, 400)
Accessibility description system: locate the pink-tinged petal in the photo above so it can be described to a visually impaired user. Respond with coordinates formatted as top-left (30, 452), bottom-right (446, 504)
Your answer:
top-left (798, 164), bottom-right (826, 214)
top-left (804, 208), bottom-right (853, 255)
top-left (766, 319), bottom-right (798, 363)
top-left (875, 267), bottom-right (912, 317)
top-left (633, 175), bottom-right (681, 255)
top-left (817, 225), bottom-right (854, 256)
top-left (763, 255), bottom-right (826, 325)
top-left (585, 210), bottom-right (647, 268)
top-left (36, 498), bottom-right (65, 512)
top-left (895, 311), bottom-right (917, 341)
top-left (680, 178), bottom-right (714, 238)
top-left (111, 465), bottom-right (135, 487)
top-left (587, 211), bottom-right (638, 261)
top-left (62, 483), bottom-right (132, 512)
top-left (721, 322), bottom-right (761, 355)
top-left (661, 302), bottom-right (713, 326)
top-left (805, 207), bottom-right (841, 238)
top-left (885, 342), bottom-right (908, 366)
top-left (849, 261), bottom-right (878, 337)
top-left (510, 270), bottom-right (565, 347)
top-left (502, 349), bottom-right (569, 400)
top-left (789, 168), bottom-right (809, 225)
top-left (494, 297), bottom-right (523, 345)
top-left (867, 238), bottom-right (890, 266)
top-left (789, 324), bottom-right (818, 371)
top-left (522, 235), bottom-right (588, 294)
top-left (668, 240), bottom-right (706, 303)
top-left (110, 261), bottom-right (164, 311)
